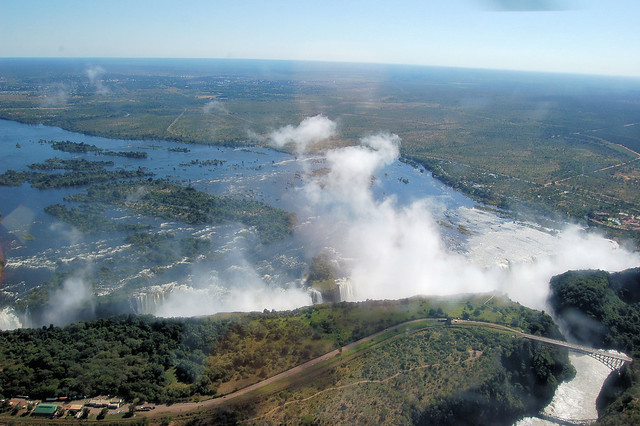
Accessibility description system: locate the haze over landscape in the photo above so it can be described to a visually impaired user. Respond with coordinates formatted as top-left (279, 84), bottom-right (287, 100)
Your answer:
top-left (2, 0), bottom-right (640, 77)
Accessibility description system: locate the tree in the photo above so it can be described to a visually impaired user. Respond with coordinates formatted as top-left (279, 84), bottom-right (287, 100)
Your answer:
top-left (97, 407), bottom-right (108, 420)
top-left (124, 403), bottom-right (136, 418)
top-left (80, 408), bottom-right (90, 419)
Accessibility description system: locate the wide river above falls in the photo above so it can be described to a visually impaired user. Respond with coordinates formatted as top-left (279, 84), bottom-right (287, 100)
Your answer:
top-left (1, 117), bottom-right (638, 315)
top-left (0, 117), bottom-right (479, 312)
top-left (1, 118), bottom-right (638, 424)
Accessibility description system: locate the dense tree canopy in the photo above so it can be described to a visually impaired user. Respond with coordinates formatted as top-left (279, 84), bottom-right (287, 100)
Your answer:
top-left (0, 294), bottom-right (568, 413)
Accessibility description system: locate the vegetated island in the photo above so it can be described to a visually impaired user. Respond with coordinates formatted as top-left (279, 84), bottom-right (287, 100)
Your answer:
top-left (62, 178), bottom-right (296, 243)
top-left (0, 294), bottom-right (573, 425)
top-left (46, 139), bottom-right (148, 158)
top-left (0, 144), bottom-right (294, 243)
top-left (548, 267), bottom-right (640, 424)
top-left (0, 143), bottom-right (296, 323)
top-left (0, 167), bottom-right (151, 190)
top-left (11, 176), bottom-right (296, 325)
top-left (0, 140), bottom-right (152, 190)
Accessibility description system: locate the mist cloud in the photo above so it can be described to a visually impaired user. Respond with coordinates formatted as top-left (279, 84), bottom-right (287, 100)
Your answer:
top-left (86, 65), bottom-right (109, 95)
top-left (0, 307), bottom-right (22, 331)
top-left (502, 227), bottom-right (640, 310)
top-left (299, 132), bottom-right (495, 300)
top-left (154, 228), bottom-right (311, 318)
top-left (268, 115), bottom-right (337, 154)
top-left (156, 279), bottom-right (310, 317)
top-left (202, 100), bottom-right (228, 114)
top-left (43, 271), bottom-right (94, 326)
top-left (286, 117), bottom-right (640, 311)
top-left (41, 83), bottom-right (69, 107)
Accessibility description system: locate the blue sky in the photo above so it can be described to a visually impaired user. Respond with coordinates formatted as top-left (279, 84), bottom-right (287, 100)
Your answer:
top-left (1, 0), bottom-right (639, 77)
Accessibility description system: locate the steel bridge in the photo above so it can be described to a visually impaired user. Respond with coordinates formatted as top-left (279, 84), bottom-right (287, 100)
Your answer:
top-left (522, 333), bottom-right (632, 371)
top-left (454, 320), bottom-right (633, 371)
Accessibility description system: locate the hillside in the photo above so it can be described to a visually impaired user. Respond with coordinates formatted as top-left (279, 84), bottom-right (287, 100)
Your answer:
top-left (202, 324), bottom-right (571, 425)
top-left (0, 294), bottom-right (573, 424)
top-left (547, 267), bottom-right (640, 424)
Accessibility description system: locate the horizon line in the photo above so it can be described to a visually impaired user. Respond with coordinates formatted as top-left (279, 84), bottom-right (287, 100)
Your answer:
top-left (1, 56), bottom-right (639, 80)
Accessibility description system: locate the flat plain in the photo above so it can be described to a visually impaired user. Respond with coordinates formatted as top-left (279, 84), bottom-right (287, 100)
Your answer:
top-left (2, 59), bottom-right (639, 244)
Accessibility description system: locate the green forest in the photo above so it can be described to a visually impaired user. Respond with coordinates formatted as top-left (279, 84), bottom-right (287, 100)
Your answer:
top-left (0, 295), bottom-right (572, 425)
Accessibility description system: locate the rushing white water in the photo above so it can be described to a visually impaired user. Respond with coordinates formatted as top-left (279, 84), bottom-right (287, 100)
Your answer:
top-left (336, 277), bottom-right (354, 302)
top-left (309, 288), bottom-right (323, 304)
top-left (0, 307), bottom-right (22, 330)
top-left (515, 353), bottom-right (617, 425)
top-left (131, 290), bottom-right (168, 315)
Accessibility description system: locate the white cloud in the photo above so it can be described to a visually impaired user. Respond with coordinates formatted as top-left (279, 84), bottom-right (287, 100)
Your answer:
top-left (295, 128), bottom-right (640, 311)
top-left (268, 115), bottom-right (337, 154)
top-left (41, 83), bottom-right (69, 107)
top-left (43, 272), bottom-right (94, 326)
top-left (202, 100), bottom-right (228, 114)
top-left (86, 65), bottom-right (109, 95)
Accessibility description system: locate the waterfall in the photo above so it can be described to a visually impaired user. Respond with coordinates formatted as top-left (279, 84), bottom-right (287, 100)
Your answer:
top-left (130, 291), bottom-right (167, 315)
top-left (0, 307), bottom-right (22, 330)
top-left (336, 278), bottom-right (354, 302)
top-left (309, 288), bottom-right (323, 304)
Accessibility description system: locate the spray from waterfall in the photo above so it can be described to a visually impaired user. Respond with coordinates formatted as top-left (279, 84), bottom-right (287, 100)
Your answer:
top-left (0, 307), bottom-right (22, 330)
top-left (271, 116), bottom-right (640, 310)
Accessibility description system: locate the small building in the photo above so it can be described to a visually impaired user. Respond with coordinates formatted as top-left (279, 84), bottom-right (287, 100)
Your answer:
top-left (87, 399), bottom-right (109, 408)
top-left (67, 404), bottom-right (84, 415)
top-left (31, 403), bottom-right (59, 417)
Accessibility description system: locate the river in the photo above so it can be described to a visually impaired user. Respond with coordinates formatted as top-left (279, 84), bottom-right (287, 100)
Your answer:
top-left (1, 118), bottom-right (638, 423)
top-left (1, 117), bottom-right (638, 318)
top-left (0, 118), bottom-right (477, 324)
top-left (517, 353), bottom-right (615, 425)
